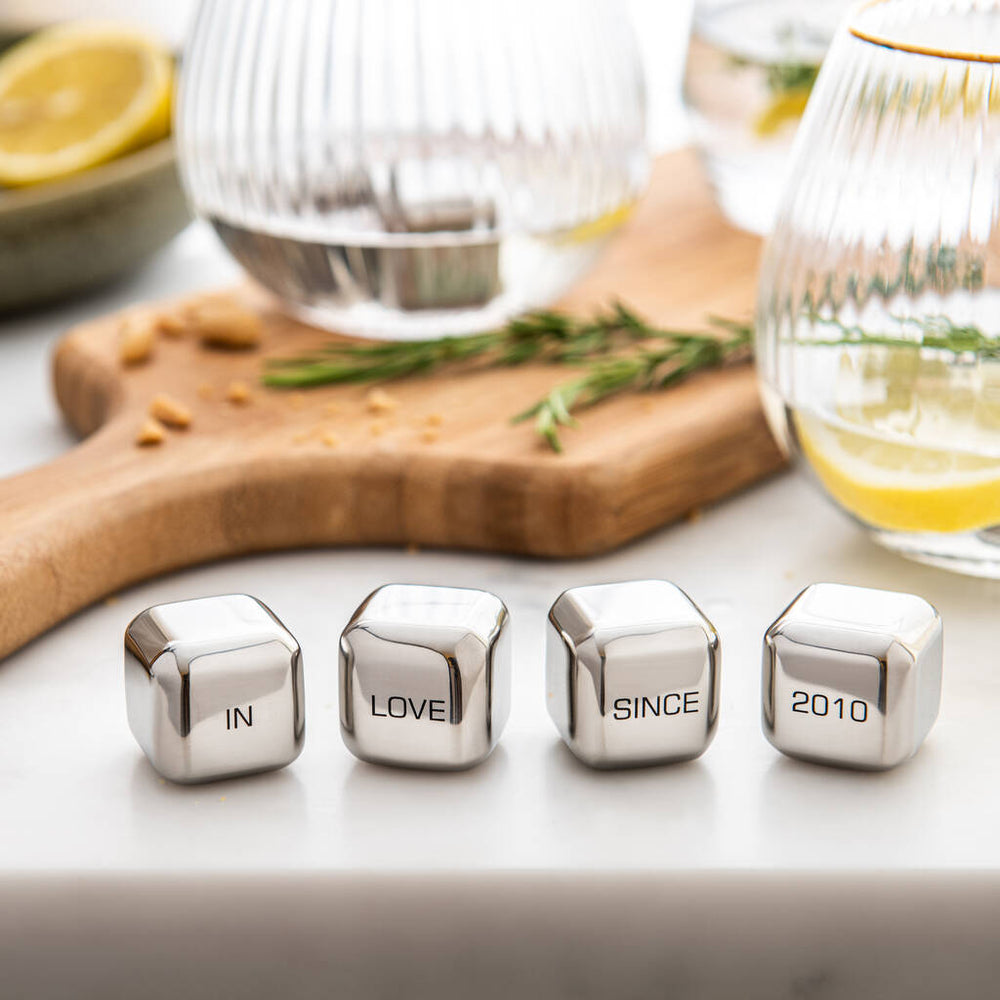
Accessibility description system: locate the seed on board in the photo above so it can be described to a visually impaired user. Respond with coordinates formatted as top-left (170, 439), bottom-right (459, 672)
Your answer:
top-left (149, 393), bottom-right (192, 429)
top-left (136, 418), bottom-right (167, 446)
top-left (365, 388), bottom-right (399, 414)
top-left (118, 313), bottom-right (157, 366)
top-left (424, 412), bottom-right (444, 427)
top-left (156, 312), bottom-right (188, 339)
top-left (420, 428), bottom-right (440, 444)
top-left (226, 381), bottom-right (252, 405)
top-left (321, 431), bottom-right (341, 448)
top-left (323, 402), bottom-right (342, 417)
top-left (189, 298), bottom-right (264, 350)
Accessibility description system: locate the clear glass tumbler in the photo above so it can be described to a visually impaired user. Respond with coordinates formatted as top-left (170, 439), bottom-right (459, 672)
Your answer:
top-left (176, 0), bottom-right (648, 340)
top-left (757, 0), bottom-right (1000, 577)
top-left (684, 0), bottom-right (852, 234)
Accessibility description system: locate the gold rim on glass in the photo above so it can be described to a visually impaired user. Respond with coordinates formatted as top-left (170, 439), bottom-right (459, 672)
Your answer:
top-left (849, 0), bottom-right (1000, 63)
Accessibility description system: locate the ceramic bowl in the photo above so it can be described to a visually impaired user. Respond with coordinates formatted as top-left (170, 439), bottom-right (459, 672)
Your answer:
top-left (0, 138), bottom-right (191, 313)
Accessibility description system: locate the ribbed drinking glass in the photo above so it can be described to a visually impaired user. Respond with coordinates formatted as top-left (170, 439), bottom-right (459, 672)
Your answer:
top-left (176, 0), bottom-right (648, 340)
top-left (684, 0), bottom-right (853, 234)
top-left (757, 0), bottom-right (1000, 576)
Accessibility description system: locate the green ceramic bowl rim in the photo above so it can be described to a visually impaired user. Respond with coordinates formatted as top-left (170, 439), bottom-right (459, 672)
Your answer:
top-left (0, 137), bottom-right (177, 213)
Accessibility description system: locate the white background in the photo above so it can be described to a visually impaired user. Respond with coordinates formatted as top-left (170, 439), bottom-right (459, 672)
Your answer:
top-left (1, 0), bottom-right (998, 884)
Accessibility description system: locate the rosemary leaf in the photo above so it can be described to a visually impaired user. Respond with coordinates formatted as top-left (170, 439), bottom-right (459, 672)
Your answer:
top-left (265, 305), bottom-right (754, 452)
top-left (512, 319), bottom-right (752, 450)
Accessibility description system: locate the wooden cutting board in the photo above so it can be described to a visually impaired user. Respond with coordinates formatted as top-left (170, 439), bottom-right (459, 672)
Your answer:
top-left (0, 149), bottom-right (785, 661)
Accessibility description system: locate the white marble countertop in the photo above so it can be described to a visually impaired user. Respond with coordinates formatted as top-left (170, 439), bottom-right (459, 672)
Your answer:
top-left (4, 226), bottom-right (999, 997)
top-left (3, 269), bottom-right (999, 872)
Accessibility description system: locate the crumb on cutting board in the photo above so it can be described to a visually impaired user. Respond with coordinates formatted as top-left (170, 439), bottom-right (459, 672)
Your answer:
top-left (323, 402), bottom-right (342, 417)
top-left (149, 393), bottom-right (192, 429)
top-left (155, 311), bottom-right (188, 339)
top-left (118, 313), bottom-right (158, 366)
top-left (189, 298), bottom-right (264, 350)
top-left (424, 412), bottom-right (444, 427)
top-left (136, 418), bottom-right (167, 446)
top-left (365, 388), bottom-right (399, 414)
top-left (226, 381), bottom-right (252, 405)
top-left (420, 428), bottom-right (439, 444)
top-left (321, 431), bottom-right (341, 448)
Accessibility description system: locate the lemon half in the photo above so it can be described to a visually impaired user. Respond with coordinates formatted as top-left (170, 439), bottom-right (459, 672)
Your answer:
top-left (796, 412), bottom-right (1000, 534)
top-left (0, 22), bottom-right (172, 187)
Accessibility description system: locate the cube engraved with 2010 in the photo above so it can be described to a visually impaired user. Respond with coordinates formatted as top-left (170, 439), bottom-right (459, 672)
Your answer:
top-left (762, 583), bottom-right (943, 771)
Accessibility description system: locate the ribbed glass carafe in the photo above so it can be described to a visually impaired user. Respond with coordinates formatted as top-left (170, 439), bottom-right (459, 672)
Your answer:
top-left (176, 0), bottom-right (649, 339)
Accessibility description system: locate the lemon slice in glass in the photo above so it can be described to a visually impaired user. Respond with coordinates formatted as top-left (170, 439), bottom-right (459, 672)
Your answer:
top-left (796, 409), bottom-right (1000, 534)
top-left (752, 89), bottom-right (812, 138)
top-left (0, 22), bottom-right (172, 187)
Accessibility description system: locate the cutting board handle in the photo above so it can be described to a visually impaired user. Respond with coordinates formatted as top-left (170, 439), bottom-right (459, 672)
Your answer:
top-left (0, 429), bottom-right (154, 658)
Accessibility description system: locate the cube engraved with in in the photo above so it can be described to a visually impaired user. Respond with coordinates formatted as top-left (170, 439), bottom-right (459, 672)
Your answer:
top-left (762, 583), bottom-right (943, 770)
top-left (340, 584), bottom-right (511, 770)
top-left (547, 580), bottom-right (720, 768)
top-left (124, 594), bottom-right (305, 783)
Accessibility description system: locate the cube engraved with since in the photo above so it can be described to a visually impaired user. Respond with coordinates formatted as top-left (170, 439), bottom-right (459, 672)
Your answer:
top-left (340, 584), bottom-right (511, 770)
top-left (124, 594), bottom-right (305, 784)
top-left (547, 580), bottom-right (720, 768)
top-left (762, 583), bottom-right (943, 771)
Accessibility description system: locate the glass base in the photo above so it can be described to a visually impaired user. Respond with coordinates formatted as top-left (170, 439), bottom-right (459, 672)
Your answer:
top-left (698, 148), bottom-right (786, 236)
top-left (210, 218), bottom-right (611, 341)
top-left (871, 526), bottom-right (1000, 579)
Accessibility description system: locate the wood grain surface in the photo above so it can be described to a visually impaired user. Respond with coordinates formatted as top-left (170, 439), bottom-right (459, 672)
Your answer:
top-left (0, 149), bottom-right (785, 661)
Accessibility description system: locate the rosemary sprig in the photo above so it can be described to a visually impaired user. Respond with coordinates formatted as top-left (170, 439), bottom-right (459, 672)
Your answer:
top-left (264, 304), bottom-right (753, 452)
top-left (764, 60), bottom-right (819, 97)
top-left (727, 54), bottom-right (819, 98)
top-left (807, 314), bottom-right (1000, 356)
top-left (263, 303), bottom-right (650, 388)
top-left (513, 319), bottom-right (752, 452)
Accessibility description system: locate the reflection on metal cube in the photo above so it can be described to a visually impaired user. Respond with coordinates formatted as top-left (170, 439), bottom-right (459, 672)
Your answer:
top-left (546, 580), bottom-right (720, 768)
top-left (339, 584), bottom-right (511, 770)
top-left (124, 595), bottom-right (305, 784)
top-left (762, 583), bottom-right (943, 770)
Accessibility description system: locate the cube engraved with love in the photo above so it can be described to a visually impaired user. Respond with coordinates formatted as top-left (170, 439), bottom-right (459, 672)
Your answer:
top-left (339, 584), bottom-right (511, 770)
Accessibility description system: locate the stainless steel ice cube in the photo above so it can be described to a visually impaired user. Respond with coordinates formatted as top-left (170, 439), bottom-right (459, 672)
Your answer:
top-left (762, 583), bottom-right (943, 770)
top-left (339, 584), bottom-right (511, 770)
top-left (124, 595), bottom-right (305, 784)
top-left (546, 580), bottom-right (720, 768)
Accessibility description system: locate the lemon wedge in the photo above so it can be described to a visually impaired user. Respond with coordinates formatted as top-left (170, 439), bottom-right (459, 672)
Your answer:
top-left (752, 89), bottom-right (811, 138)
top-left (796, 410), bottom-right (1000, 534)
top-left (0, 22), bottom-right (172, 187)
